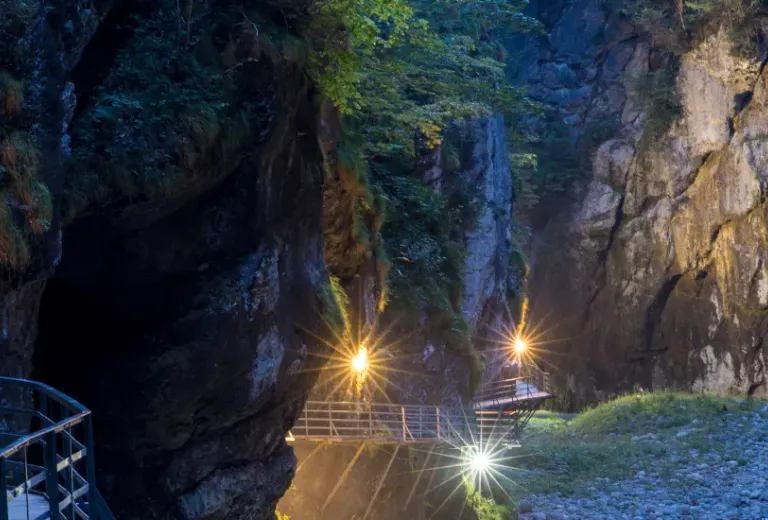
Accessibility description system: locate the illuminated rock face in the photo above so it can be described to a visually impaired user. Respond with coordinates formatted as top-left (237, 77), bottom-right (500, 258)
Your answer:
top-left (517, 0), bottom-right (768, 407)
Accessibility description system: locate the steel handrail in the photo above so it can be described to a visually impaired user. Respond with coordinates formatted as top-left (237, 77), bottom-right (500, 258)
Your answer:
top-left (0, 376), bottom-right (90, 460)
top-left (0, 411), bottom-right (89, 460)
top-left (0, 376), bottom-right (115, 520)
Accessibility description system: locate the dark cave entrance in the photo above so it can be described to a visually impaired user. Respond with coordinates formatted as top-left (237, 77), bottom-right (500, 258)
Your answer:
top-left (32, 277), bottom-right (122, 406)
top-left (30, 218), bottom-right (171, 505)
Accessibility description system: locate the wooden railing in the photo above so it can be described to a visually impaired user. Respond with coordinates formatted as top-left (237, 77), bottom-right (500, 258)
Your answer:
top-left (0, 377), bottom-right (116, 520)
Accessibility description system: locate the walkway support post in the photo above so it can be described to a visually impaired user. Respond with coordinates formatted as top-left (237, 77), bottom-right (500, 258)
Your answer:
top-left (85, 414), bottom-right (96, 518)
top-left (0, 457), bottom-right (9, 520)
top-left (321, 442), bottom-right (366, 513)
top-left (368, 404), bottom-right (373, 436)
top-left (401, 406), bottom-right (406, 442)
top-left (45, 430), bottom-right (58, 516)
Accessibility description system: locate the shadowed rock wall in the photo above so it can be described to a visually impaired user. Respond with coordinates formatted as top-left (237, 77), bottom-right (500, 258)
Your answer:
top-left (0, 1), bottom-right (336, 519)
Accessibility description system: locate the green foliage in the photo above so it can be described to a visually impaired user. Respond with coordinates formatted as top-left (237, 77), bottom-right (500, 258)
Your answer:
top-left (66, 2), bottom-right (267, 215)
top-left (307, 0), bottom-right (416, 113)
top-left (0, 126), bottom-right (52, 268)
top-left (375, 169), bottom-right (464, 317)
top-left (274, 511), bottom-right (290, 520)
top-left (622, 0), bottom-right (767, 58)
top-left (627, 68), bottom-right (683, 158)
top-left (317, 275), bottom-right (351, 337)
top-left (464, 478), bottom-right (512, 520)
top-left (310, 0), bottom-right (540, 158)
top-left (311, 0), bottom-right (540, 382)
top-left (371, 162), bottom-right (487, 388)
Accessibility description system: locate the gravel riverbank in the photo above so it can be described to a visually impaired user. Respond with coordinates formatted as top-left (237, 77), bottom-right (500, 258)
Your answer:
top-left (511, 396), bottom-right (768, 520)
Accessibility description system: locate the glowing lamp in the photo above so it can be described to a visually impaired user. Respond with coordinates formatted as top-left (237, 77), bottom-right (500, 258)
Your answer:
top-left (469, 451), bottom-right (491, 473)
top-left (352, 345), bottom-right (368, 373)
top-left (514, 336), bottom-right (527, 354)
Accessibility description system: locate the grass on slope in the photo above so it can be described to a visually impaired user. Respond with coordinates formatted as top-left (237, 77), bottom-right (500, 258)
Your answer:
top-left (506, 392), bottom-right (767, 500)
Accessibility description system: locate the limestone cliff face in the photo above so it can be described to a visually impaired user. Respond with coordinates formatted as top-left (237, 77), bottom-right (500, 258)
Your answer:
top-left (515, 0), bottom-right (768, 407)
top-left (458, 116), bottom-right (515, 346)
top-left (0, 1), bottom-right (334, 519)
top-left (389, 114), bottom-right (520, 408)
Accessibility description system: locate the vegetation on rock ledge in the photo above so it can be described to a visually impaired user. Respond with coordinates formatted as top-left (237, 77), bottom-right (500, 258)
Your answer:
top-left (314, 0), bottom-right (540, 370)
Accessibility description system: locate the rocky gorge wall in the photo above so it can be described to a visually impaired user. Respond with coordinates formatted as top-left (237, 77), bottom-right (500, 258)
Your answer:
top-left (389, 114), bottom-right (522, 408)
top-left (0, 1), bottom-right (339, 519)
top-left (513, 0), bottom-right (768, 408)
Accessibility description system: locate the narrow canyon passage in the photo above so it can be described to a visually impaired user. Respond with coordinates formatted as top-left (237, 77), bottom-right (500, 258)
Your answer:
top-left (2, 1), bottom-right (768, 519)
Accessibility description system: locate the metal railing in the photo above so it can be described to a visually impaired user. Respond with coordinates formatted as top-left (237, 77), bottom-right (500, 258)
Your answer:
top-left (293, 401), bottom-right (448, 443)
top-left (472, 369), bottom-right (552, 410)
top-left (290, 375), bottom-right (552, 445)
top-left (0, 377), bottom-right (115, 520)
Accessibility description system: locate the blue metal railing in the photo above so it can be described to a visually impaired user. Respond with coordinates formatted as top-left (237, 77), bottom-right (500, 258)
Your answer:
top-left (0, 377), bottom-right (116, 520)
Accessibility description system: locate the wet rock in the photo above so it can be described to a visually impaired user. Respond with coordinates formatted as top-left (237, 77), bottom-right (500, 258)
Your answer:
top-left (519, 499), bottom-right (534, 513)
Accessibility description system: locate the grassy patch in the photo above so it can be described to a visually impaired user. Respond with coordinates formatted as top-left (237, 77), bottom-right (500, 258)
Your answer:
top-left (571, 391), bottom-right (757, 434)
top-left (507, 392), bottom-right (765, 500)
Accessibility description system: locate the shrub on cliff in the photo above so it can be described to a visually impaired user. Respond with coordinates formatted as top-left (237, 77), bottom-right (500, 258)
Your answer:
top-left (0, 70), bottom-right (53, 269)
top-left (623, 0), bottom-right (767, 57)
top-left (309, 0), bottom-right (539, 157)
top-left (311, 0), bottom-right (540, 374)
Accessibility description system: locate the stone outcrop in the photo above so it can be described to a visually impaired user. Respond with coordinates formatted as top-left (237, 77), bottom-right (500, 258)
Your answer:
top-left (388, 114), bottom-right (521, 407)
top-left (458, 115), bottom-right (515, 345)
top-left (514, 0), bottom-right (768, 407)
top-left (1, 1), bottom-right (335, 519)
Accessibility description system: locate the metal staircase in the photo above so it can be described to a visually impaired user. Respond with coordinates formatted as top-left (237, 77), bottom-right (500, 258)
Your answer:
top-left (472, 367), bottom-right (553, 441)
top-left (0, 377), bottom-right (115, 520)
